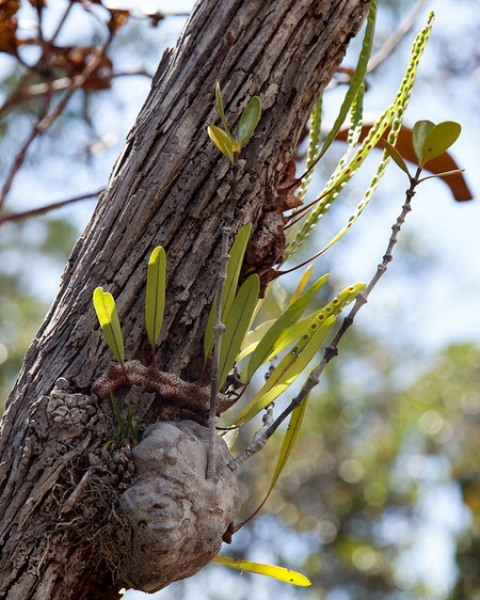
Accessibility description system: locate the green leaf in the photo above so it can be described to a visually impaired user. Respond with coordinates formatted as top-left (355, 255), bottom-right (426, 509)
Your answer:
top-left (246, 392), bottom-right (310, 521)
top-left (316, 0), bottom-right (377, 161)
top-left (93, 287), bottom-right (124, 364)
top-left (412, 120), bottom-right (435, 163)
top-left (420, 121), bottom-right (462, 167)
top-left (233, 315), bottom-right (336, 426)
top-left (244, 274), bottom-right (329, 382)
top-left (218, 275), bottom-right (259, 388)
top-left (215, 82), bottom-right (232, 137)
top-left (204, 224), bottom-right (253, 359)
top-left (207, 124), bottom-right (237, 162)
top-left (287, 265), bottom-right (314, 306)
top-left (212, 556), bottom-right (311, 586)
top-left (236, 318), bottom-right (276, 363)
top-left (145, 246), bottom-right (167, 355)
top-left (382, 139), bottom-right (411, 176)
top-left (269, 282), bottom-right (365, 361)
top-left (237, 96), bottom-right (262, 147)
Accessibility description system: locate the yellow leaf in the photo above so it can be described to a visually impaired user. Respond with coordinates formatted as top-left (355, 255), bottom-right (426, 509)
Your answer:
top-left (212, 556), bottom-right (311, 586)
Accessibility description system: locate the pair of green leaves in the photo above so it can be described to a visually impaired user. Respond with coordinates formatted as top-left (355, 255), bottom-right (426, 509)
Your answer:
top-left (384, 120), bottom-right (462, 177)
top-left (207, 83), bottom-right (262, 162)
top-left (93, 246), bottom-right (167, 363)
top-left (204, 224), bottom-right (259, 389)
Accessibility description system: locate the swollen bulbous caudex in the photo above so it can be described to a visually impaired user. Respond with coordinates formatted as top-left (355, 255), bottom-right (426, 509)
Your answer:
top-left (118, 420), bottom-right (240, 593)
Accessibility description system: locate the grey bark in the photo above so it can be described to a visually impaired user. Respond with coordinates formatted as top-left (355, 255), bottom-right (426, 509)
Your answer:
top-left (0, 1), bottom-right (369, 599)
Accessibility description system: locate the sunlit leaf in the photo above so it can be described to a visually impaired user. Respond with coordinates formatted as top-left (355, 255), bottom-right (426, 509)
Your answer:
top-left (237, 96), bottom-right (262, 147)
top-left (245, 392), bottom-right (310, 522)
top-left (233, 315), bottom-right (336, 426)
top-left (287, 265), bottom-right (314, 307)
top-left (207, 124), bottom-right (237, 162)
top-left (420, 121), bottom-right (461, 167)
top-left (316, 0), bottom-right (377, 161)
top-left (212, 556), bottom-right (311, 586)
top-left (236, 318), bottom-right (276, 363)
top-left (219, 275), bottom-right (259, 388)
top-left (93, 287), bottom-right (124, 364)
top-left (244, 274), bottom-right (329, 382)
top-left (269, 282), bottom-right (366, 361)
top-left (145, 246), bottom-right (166, 355)
top-left (215, 82), bottom-right (232, 137)
top-left (382, 139), bottom-right (411, 176)
top-left (412, 120), bottom-right (435, 163)
top-left (204, 224), bottom-right (253, 359)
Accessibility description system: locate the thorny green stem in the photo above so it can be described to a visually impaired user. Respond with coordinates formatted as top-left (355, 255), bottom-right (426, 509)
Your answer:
top-left (223, 168), bottom-right (422, 480)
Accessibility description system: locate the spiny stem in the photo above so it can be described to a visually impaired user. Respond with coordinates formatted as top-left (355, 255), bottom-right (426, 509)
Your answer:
top-left (206, 226), bottom-right (231, 480)
top-left (224, 169), bottom-right (422, 478)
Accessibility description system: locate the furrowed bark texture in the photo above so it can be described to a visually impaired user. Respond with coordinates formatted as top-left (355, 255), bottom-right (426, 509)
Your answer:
top-left (0, 1), bottom-right (369, 599)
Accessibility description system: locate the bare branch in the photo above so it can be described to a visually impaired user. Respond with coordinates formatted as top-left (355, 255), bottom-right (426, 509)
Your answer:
top-left (0, 188), bottom-right (103, 226)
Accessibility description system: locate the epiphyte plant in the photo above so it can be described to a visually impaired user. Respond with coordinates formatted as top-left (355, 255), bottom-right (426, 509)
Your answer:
top-left (207, 82), bottom-right (261, 163)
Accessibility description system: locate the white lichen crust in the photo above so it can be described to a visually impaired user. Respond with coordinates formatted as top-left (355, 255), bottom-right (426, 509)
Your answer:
top-left (119, 420), bottom-right (240, 592)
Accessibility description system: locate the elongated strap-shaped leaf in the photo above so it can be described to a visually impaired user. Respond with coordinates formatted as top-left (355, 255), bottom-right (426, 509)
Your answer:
top-left (316, 0), bottom-right (377, 162)
top-left (233, 315), bottom-right (336, 427)
top-left (237, 96), bottom-right (262, 147)
top-left (244, 391), bottom-right (310, 523)
top-left (298, 97), bottom-right (322, 201)
top-left (244, 273), bottom-right (329, 382)
top-left (215, 82), bottom-right (234, 140)
top-left (267, 282), bottom-right (366, 362)
top-left (236, 318), bottom-right (276, 363)
top-left (204, 224), bottom-right (253, 359)
top-left (145, 246), bottom-right (166, 354)
top-left (287, 265), bottom-right (314, 307)
top-left (93, 287), bottom-right (124, 364)
top-left (218, 275), bottom-right (259, 388)
top-left (212, 556), bottom-right (311, 586)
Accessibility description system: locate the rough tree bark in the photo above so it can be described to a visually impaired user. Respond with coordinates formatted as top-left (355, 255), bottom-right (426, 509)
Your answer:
top-left (0, 1), bottom-right (369, 599)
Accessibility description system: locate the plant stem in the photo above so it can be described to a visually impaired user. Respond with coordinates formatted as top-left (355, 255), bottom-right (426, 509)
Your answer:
top-left (206, 226), bottom-right (230, 479)
top-left (225, 169), bottom-right (422, 476)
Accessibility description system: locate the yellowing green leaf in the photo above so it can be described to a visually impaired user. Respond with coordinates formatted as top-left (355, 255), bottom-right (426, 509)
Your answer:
top-left (93, 287), bottom-right (124, 364)
top-left (145, 246), bottom-right (166, 355)
top-left (412, 120), bottom-right (435, 163)
top-left (245, 392), bottom-right (310, 522)
top-left (207, 124), bottom-right (237, 162)
top-left (244, 273), bottom-right (329, 382)
top-left (212, 556), bottom-right (311, 586)
top-left (219, 275), bottom-right (259, 388)
top-left (236, 318), bottom-right (276, 362)
top-left (237, 96), bottom-right (262, 147)
top-left (288, 265), bottom-right (314, 307)
top-left (382, 139), bottom-right (410, 176)
top-left (420, 121), bottom-right (462, 167)
top-left (215, 82), bottom-right (232, 138)
top-left (204, 224), bottom-right (253, 359)
top-left (234, 315), bottom-right (336, 426)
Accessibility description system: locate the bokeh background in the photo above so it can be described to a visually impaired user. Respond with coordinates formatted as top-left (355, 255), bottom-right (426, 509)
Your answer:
top-left (1, 1), bottom-right (479, 599)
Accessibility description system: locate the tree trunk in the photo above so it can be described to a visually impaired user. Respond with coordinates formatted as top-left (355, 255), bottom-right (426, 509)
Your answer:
top-left (0, 1), bottom-right (369, 598)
